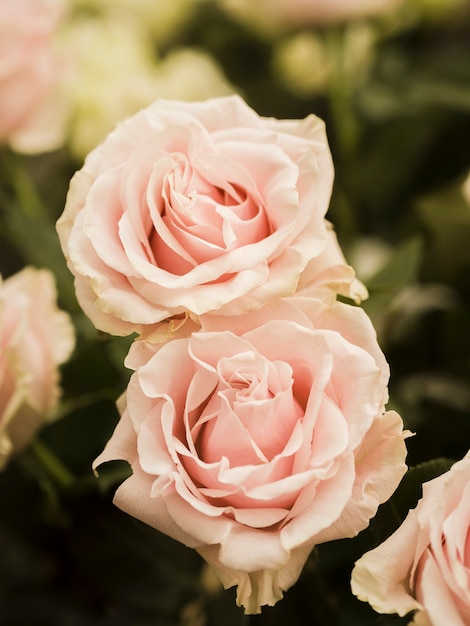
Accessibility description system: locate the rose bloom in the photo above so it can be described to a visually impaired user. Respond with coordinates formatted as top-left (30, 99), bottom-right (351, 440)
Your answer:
top-left (0, 0), bottom-right (67, 153)
top-left (0, 268), bottom-right (75, 469)
top-left (56, 95), bottom-right (360, 338)
top-left (351, 451), bottom-right (470, 626)
top-left (94, 296), bottom-right (408, 613)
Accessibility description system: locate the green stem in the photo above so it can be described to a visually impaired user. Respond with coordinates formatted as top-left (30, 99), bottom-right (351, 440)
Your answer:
top-left (239, 612), bottom-right (251, 626)
top-left (325, 26), bottom-right (360, 160)
top-left (1, 150), bottom-right (48, 220)
top-left (53, 388), bottom-right (118, 422)
top-left (30, 438), bottom-right (75, 488)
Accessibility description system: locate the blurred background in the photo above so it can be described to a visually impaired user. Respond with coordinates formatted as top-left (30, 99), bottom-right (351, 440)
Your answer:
top-left (1, 0), bottom-right (470, 624)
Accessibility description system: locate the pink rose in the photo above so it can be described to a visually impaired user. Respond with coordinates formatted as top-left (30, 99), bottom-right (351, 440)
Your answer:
top-left (57, 95), bottom-right (341, 338)
top-left (0, 0), bottom-right (67, 153)
top-left (94, 296), bottom-right (408, 613)
top-left (351, 452), bottom-right (470, 625)
top-left (0, 267), bottom-right (75, 468)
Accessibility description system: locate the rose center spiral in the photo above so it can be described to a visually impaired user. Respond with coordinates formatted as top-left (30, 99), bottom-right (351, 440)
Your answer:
top-left (191, 351), bottom-right (303, 466)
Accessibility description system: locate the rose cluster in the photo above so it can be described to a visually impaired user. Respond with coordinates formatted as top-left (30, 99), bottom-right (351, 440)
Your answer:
top-left (57, 95), bottom-right (409, 613)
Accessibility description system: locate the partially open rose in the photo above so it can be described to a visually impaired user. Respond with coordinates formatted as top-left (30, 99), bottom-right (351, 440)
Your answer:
top-left (56, 95), bottom-right (347, 338)
top-left (94, 297), bottom-right (408, 613)
top-left (351, 451), bottom-right (470, 626)
top-left (0, 268), bottom-right (75, 468)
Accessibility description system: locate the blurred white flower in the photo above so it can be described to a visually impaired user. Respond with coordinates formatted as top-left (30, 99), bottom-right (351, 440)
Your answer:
top-left (273, 22), bottom-right (376, 97)
top-left (151, 48), bottom-right (237, 101)
top-left (59, 13), bottom-right (162, 159)
top-left (272, 32), bottom-right (331, 97)
top-left (59, 10), bottom-right (234, 159)
top-left (71, 0), bottom-right (200, 45)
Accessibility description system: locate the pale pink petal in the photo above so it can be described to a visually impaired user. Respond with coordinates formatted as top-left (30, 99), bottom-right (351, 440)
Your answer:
top-left (351, 509), bottom-right (423, 617)
top-left (218, 526), bottom-right (291, 572)
top-left (281, 454), bottom-right (355, 550)
top-left (315, 410), bottom-right (409, 544)
top-left (112, 470), bottom-right (203, 548)
top-left (417, 551), bottom-right (468, 626)
top-left (93, 407), bottom-right (136, 471)
top-left (197, 541), bottom-right (313, 614)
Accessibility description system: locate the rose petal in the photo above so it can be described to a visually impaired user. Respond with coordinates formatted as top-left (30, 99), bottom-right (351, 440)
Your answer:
top-left (351, 509), bottom-right (423, 617)
top-left (417, 551), bottom-right (467, 626)
top-left (197, 541), bottom-right (313, 614)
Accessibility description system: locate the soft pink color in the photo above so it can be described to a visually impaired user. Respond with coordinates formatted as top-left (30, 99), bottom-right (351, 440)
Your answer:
top-left (351, 451), bottom-right (470, 625)
top-left (0, 0), bottom-right (67, 153)
top-left (0, 267), bottom-right (75, 468)
top-left (56, 95), bottom-right (364, 338)
top-left (94, 296), bottom-right (408, 613)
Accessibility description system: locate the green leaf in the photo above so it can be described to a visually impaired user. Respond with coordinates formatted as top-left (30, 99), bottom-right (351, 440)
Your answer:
top-left (360, 77), bottom-right (470, 120)
top-left (1, 206), bottom-right (78, 312)
top-left (368, 457), bottom-right (456, 545)
top-left (417, 186), bottom-right (470, 282)
top-left (362, 237), bottom-right (423, 318)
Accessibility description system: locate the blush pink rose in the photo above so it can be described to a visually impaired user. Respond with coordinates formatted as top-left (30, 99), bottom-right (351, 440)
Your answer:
top-left (0, 0), bottom-right (67, 153)
top-left (56, 95), bottom-right (349, 338)
top-left (351, 451), bottom-right (470, 626)
top-left (0, 267), bottom-right (75, 469)
top-left (94, 296), bottom-right (408, 613)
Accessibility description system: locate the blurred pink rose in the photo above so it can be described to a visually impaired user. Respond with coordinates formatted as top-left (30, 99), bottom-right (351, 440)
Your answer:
top-left (351, 451), bottom-right (470, 625)
top-left (94, 296), bottom-right (408, 613)
top-left (0, 267), bottom-right (75, 468)
top-left (56, 95), bottom-right (345, 338)
top-left (221, 0), bottom-right (401, 28)
top-left (0, 0), bottom-right (66, 153)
